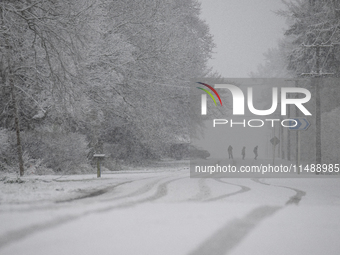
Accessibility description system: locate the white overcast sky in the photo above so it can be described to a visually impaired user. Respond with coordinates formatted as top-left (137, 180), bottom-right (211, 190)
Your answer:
top-left (198, 0), bottom-right (288, 78)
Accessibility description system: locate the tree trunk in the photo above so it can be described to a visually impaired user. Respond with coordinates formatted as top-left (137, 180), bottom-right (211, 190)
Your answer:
top-left (9, 74), bottom-right (24, 176)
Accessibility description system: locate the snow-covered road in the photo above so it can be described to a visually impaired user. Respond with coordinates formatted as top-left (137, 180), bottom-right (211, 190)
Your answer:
top-left (0, 161), bottom-right (339, 255)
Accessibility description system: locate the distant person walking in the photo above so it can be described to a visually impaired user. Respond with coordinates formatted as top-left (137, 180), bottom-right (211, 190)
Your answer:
top-left (253, 145), bottom-right (258, 160)
top-left (228, 145), bottom-right (233, 159)
top-left (241, 146), bottom-right (246, 160)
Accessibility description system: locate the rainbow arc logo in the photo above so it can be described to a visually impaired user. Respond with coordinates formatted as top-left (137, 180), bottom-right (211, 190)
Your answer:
top-left (196, 82), bottom-right (222, 106)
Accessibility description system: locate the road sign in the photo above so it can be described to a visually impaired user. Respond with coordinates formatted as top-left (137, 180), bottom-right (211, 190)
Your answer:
top-left (289, 118), bottom-right (310, 131)
top-left (270, 136), bottom-right (280, 146)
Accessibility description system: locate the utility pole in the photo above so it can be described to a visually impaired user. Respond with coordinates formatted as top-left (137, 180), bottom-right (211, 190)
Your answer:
top-left (301, 43), bottom-right (334, 164)
top-left (278, 90), bottom-right (282, 159)
top-left (285, 79), bottom-right (300, 161)
top-left (295, 92), bottom-right (300, 171)
top-left (278, 115), bottom-right (284, 159)
top-left (287, 97), bottom-right (291, 161)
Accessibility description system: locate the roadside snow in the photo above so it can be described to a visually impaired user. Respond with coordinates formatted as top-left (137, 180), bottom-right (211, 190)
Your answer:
top-left (0, 164), bottom-right (339, 255)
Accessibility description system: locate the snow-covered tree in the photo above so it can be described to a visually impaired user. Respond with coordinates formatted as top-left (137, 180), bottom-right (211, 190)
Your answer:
top-left (278, 0), bottom-right (340, 76)
top-left (0, 0), bottom-right (92, 174)
top-left (0, 0), bottom-right (214, 173)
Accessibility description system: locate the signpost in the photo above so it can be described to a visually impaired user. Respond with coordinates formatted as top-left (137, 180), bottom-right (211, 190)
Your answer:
top-left (270, 136), bottom-right (280, 146)
top-left (289, 118), bottom-right (310, 173)
top-left (93, 154), bottom-right (105, 178)
top-left (270, 136), bottom-right (280, 166)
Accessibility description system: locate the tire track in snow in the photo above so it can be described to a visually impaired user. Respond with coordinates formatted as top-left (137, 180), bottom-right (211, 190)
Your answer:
top-left (99, 171), bottom-right (189, 203)
top-left (188, 179), bottom-right (211, 201)
top-left (204, 179), bottom-right (251, 202)
top-left (188, 178), bottom-right (306, 255)
top-left (1, 177), bottom-right (151, 213)
top-left (60, 174), bottom-right (172, 204)
top-left (0, 175), bottom-right (186, 250)
top-left (98, 176), bottom-right (187, 211)
top-left (56, 180), bottom-right (136, 203)
top-left (188, 205), bottom-right (281, 255)
top-left (251, 178), bottom-right (306, 206)
top-left (0, 179), bottom-right (138, 214)
top-left (97, 177), bottom-right (167, 202)
top-left (2, 174), bottom-right (170, 213)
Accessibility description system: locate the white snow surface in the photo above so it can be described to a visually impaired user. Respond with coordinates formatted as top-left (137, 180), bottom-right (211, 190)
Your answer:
top-left (0, 160), bottom-right (339, 255)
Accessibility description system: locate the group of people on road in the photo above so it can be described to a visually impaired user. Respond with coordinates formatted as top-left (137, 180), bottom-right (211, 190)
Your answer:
top-left (228, 145), bottom-right (258, 160)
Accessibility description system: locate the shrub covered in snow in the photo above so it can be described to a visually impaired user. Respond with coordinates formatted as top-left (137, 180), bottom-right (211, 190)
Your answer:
top-left (0, 128), bottom-right (10, 171)
top-left (20, 126), bottom-right (89, 173)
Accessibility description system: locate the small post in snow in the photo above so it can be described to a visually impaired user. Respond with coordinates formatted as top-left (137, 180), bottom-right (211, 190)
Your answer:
top-left (93, 154), bottom-right (105, 178)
